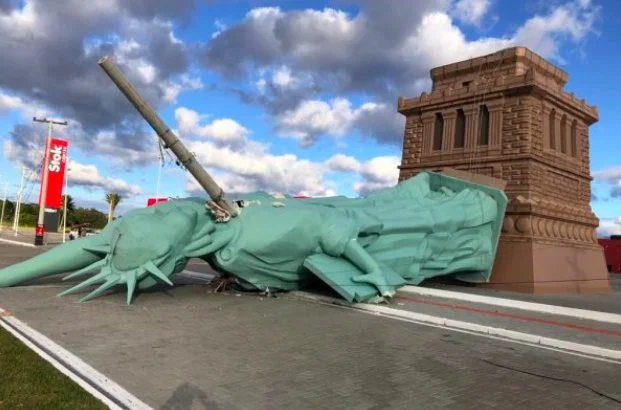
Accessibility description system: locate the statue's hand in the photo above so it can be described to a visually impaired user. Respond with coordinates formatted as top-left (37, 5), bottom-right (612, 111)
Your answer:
top-left (352, 270), bottom-right (396, 298)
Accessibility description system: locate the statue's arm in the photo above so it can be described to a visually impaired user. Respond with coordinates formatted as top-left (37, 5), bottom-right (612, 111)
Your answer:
top-left (341, 238), bottom-right (396, 297)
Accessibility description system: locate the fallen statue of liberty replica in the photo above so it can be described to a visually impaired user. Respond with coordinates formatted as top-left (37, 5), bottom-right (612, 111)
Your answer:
top-left (0, 57), bottom-right (507, 305)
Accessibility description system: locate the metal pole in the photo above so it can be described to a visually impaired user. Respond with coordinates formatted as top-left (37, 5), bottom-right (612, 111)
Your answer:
top-left (155, 152), bottom-right (163, 201)
top-left (0, 183), bottom-right (7, 231)
top-left (13, 168), bottom-right (25, 235)
top-left (33, 117), bottom-right (67, 245)
top-left (97, 56), bottom-right (239, 218)
top-left (62, 165), bottom-right (70, 243)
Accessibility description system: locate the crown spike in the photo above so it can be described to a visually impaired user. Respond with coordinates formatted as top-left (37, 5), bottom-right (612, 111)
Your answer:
top-left (144, 260), bottom-right (173, 286)
top-left (78, 277), bottom-right (120, 303)
top-left (62, 259), bottom-right (107, 281)
top-left (57, 270), bottom-right (110, 297)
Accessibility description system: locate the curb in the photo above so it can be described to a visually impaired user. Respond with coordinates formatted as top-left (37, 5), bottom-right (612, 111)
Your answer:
top-left (291, 292), bottom-right (621, 363)
top-left (398, 286), bottom-right (621, 325)
top-left (0, 307), bottom-right (153, 410)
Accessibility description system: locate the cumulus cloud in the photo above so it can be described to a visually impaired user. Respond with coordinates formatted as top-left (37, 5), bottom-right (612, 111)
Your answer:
top-left (200, 0), bottom-right (600, 147)
top-left (598, 217), bottom-right (621, 238)
top-left (593, 166), bottom-right (621, 198)
top-left (67, 160), bottom-right (142, 197)
top-left (275, 98), bottom-right (404, 146)
top-left (352, 156), bottom-right (401, 196)
top-left (176, 107), bottom-right (399, 197)
top-left (450, 0), bottom-right (493, 26)
top-left (0, 0), bottom-right (200, 174)
top-left (175, 107), bottom-right (249, 147)
top-left (325, 153), bottom-right (401, 196)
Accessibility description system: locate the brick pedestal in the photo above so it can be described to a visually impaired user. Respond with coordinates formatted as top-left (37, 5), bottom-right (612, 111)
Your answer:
top-left (397, 47), bottom-right (609, 294)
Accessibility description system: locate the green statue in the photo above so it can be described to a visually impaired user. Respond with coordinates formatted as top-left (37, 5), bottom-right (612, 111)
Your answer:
top-left (0, 172), bottom-right (507, 305)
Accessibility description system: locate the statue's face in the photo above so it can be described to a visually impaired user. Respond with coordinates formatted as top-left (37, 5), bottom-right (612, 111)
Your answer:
top-left (110, 214), bottom-right (175, 272)
top-left (53, 199), bottom-right (224, 304)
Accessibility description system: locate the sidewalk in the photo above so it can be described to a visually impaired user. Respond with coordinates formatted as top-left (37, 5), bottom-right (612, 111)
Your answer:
top-left (417, 274), bottom-right (621, 314)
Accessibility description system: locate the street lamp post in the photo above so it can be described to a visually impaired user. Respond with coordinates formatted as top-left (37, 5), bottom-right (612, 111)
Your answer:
top-left (33, 117), bottom-right (67, 246)
top-left (62, 166), bottom-right (71, 243)
top-left (13, 167), bottom-right (26, 236)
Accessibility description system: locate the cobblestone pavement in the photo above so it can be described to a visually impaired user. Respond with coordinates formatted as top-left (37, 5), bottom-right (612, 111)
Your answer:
top-left (1, 243), bottom-right (621, 409)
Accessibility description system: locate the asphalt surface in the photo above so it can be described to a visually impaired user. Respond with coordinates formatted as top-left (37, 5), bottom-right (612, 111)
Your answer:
top-left (1, 243), bottom-right (621, 409)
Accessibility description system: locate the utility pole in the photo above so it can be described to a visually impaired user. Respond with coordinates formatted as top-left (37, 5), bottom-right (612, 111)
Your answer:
top-left (62, 164), bottom-right (71, 243)
top-left (98, 56), bottom-right (239, 219)
top-left (0, 183), bottom-right (7, 231)
top-left (0, 183), bottom-right (6, 230)
top-left (155, 140), bottom-right (164, 200)
top-left (13, 167), bottom-right (26, 235)
top-left (33, 116), bottom-right (67, 246)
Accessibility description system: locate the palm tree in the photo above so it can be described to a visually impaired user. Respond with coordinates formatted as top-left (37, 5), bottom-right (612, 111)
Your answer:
top-left (105, 193), bottom-right (121, 222)
top-left (58, 194), bottom-right (76, 231)
top-left (63, 194), bottom-right (76, 212)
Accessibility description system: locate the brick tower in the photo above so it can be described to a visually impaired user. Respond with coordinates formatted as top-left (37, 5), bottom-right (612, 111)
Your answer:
top-left (397, 47), bottom-right (609, 293)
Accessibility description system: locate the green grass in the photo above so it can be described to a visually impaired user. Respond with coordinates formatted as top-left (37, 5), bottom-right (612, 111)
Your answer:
top-left (0, 326), bottom-right (108, 410)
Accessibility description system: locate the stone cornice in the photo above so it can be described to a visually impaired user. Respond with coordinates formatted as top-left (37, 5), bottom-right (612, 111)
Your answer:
top-left (398, 72), bottom-right (598, 124)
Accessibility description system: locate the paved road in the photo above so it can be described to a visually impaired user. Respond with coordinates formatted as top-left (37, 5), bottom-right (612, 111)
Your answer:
top-left (1, 243), bottom-right (621, 409)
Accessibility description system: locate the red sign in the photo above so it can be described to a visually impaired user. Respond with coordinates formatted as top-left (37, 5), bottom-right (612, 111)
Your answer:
top-left (147, 197), bottom-right (168, 207)
top-left (38, 138), bottom-right (68, 209)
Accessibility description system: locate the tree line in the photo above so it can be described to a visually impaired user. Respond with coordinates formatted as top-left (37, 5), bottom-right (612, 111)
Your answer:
top-left (0, 193), bottom-right (123, 231)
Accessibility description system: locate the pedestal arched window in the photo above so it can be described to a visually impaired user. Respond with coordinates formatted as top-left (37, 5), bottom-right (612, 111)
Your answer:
top-left (433, 113), bottom-right (444, 151)
top-left (454, 109), bottom-right (465, 148)
top-left (477, 105), bottom-right (489, 146)
top-left (549, 109), bottom-right (556, 150)
top-left (570, 119), bottom-right (578, 157)
top-left (560, 114), bottom-right (567, 154)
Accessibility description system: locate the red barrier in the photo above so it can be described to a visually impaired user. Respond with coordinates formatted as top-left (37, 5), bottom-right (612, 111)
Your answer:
top-left (599, 237), bottom-right (621, 273)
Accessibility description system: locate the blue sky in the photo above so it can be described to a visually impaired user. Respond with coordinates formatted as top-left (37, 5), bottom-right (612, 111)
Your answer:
top-left (0, 0), bottom-right (619, 234)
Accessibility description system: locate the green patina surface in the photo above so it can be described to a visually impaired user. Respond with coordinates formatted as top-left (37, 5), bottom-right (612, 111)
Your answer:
top-left (0, 172), bottom-right (507, 304)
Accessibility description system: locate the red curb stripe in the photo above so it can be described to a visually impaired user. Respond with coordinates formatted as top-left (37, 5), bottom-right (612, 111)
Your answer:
top-left (395, 295), bottom-right (621, 338)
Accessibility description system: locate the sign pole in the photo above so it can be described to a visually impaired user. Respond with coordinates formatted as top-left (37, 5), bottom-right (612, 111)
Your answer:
top-left (33, 117), bottom-right (67, 246)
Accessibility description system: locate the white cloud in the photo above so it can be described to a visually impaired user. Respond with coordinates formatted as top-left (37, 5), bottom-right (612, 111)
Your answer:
top-left (272, 65), bottom-right (294, 88)
top-left (0, 91), bottom-right (24, 112)
top-left (275, 97), bottom-right (392, 146)
top-left (175, 107), bottom-right (250, 146)
top-left (598, 217), bottom-right (621, 238)
top-left (325, 154), bottom-right (362, 173)
top-left (176, 107), bottom-right (400, 197)
top-left (67, 160), bottom-right (143, 197)
top-left (593, 166), bottom-right (621, 198)
top-left (353, 156), bottom-right (401, 196)
top-left (203, 0), bottom-right (600, 147)
top-left (451, 0), bottom-right (492, 26)
top-left (162, 75), bottom-right (203, 104)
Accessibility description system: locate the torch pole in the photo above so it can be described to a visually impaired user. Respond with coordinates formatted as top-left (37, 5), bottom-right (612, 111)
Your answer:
top-left (97, 56), bottom-right (238, 218)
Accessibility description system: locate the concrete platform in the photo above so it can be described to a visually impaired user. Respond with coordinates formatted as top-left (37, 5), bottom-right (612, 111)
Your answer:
top-left (1, 243), bottom-right (621, 409)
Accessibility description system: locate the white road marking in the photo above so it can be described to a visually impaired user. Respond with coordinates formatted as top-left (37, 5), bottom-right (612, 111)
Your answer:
top-left (291, 292), bottom-right (621, 364)
top-left (0, 238), bottom-right (36, 247)
top-left (398, 286), bottom-right (621, 325)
